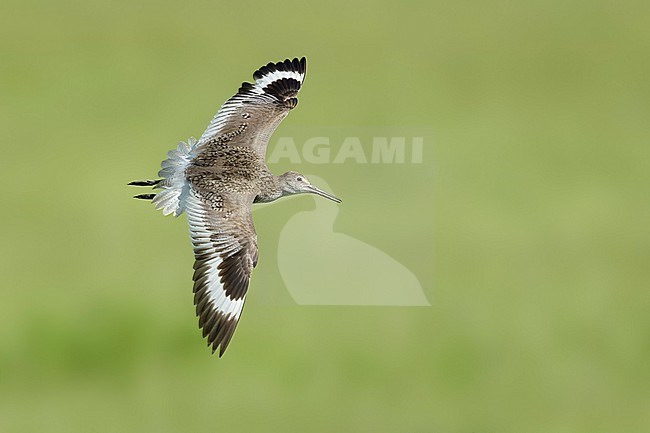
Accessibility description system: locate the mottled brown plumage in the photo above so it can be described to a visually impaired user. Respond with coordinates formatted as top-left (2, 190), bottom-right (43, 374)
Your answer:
top-left (130, 57), bottom-right (340, 356)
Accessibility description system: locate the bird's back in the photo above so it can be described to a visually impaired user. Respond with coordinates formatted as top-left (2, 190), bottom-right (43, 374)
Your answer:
top-left (186, 142), bottom-right (268, 199)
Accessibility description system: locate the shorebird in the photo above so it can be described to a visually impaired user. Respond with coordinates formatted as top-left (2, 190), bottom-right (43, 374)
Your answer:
top-left (130, 57), bottom-right (341, 356)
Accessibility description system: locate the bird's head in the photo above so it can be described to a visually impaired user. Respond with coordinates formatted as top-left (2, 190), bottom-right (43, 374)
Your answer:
top-left (279, 171), bottom-right (341, 203)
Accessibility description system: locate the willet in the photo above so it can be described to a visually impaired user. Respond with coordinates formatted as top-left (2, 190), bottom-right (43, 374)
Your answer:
top-left (129, 57), bottom-right (341, 356)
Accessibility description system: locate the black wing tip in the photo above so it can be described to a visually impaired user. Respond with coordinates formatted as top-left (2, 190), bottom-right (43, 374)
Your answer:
top-left (253, 56), bottom-right (307, 80)
top-left (212, 340), bottom-right (229, 357)
top-left (196, 301), bottom-right (239, 358)
top-left (234, 57), bottom-right (307, 106)
top-left (264, 80), bottom-right (301, 106)
top-left (237, 81), bottom-right (255, 93)
top-left (207, 320), bottom-right (236, 357)
top-left (205, 313), bottom-right (238, 357)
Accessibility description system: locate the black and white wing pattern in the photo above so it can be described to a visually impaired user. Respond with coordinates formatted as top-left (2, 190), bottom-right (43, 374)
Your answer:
top-left (195, 57), bottom-right (306, 158)
top-left (185, 189), bottom-right (258, 356)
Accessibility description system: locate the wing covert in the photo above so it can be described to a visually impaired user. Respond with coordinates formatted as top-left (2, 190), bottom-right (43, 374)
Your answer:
top-left (196, 57), bottom-right (306, 158)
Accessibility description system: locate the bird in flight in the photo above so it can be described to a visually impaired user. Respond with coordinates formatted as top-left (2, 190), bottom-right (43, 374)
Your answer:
top-left (130, 57), bottom-right (341, 356)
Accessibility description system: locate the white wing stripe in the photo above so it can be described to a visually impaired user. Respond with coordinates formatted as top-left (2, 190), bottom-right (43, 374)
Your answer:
top-left (255, 70), bottom-right (304, 90)
top-left (186, 192), bottom-right (246, 321)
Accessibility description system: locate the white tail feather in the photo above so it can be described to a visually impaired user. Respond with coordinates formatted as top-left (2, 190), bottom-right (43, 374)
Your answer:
top-left (152, 137), bottom-right (196, 217)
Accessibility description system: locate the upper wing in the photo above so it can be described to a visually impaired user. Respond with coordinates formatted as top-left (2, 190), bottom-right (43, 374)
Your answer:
top-left (185, 188), bottom-right (258, 356)
top-left (195, 57), bottom-right (306, 158)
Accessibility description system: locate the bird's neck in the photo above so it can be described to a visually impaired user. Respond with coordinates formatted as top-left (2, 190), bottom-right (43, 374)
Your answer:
top-left (254, 175), bottom-right (285, 203)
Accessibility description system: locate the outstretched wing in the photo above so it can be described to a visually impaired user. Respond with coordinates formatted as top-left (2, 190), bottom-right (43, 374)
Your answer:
top-left (195, 57), bottom-right (306, 158)
top-left (185, 188), bottom-right (258, 356)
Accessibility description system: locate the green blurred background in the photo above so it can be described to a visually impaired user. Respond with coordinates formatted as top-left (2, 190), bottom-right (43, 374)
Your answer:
top-left (1, 0), bottom-right (649, 431)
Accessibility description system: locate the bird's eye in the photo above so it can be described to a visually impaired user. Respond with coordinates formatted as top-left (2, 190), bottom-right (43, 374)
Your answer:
top-left (296, 177), bottom-right (303, 182)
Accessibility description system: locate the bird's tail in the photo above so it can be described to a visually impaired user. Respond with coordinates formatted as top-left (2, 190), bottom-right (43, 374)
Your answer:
top-left (128, 138), bottom-right (196, 216)
top-left (132, 193), bottom-right (157, 200)
top-left (128, 179), bottom-right (161, 201)
top-left (129, 179), bottom-right (162, 187)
